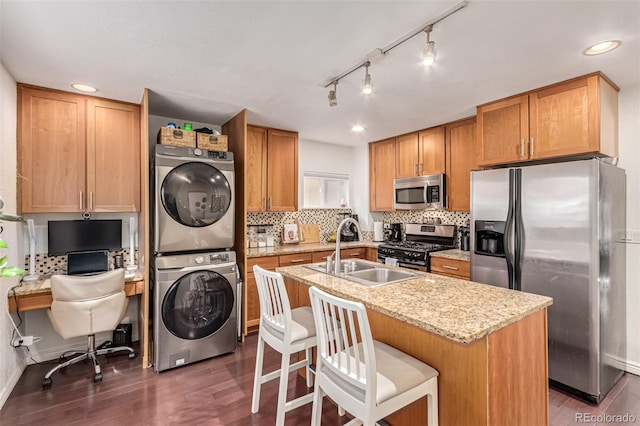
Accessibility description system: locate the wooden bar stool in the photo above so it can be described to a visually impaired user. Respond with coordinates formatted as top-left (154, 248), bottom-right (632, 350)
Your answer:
top-left (309, 286), bottom-right (439, 426)
top-left (251, 265), bottom-right (317, 425)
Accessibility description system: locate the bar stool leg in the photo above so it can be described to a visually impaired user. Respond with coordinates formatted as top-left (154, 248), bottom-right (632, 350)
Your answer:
top-left (275, 350), bottom-right (291, 426)
top-left (305, 347), bottom-right (313, 388)
top-left (251, 335), bottom-right (266, 413)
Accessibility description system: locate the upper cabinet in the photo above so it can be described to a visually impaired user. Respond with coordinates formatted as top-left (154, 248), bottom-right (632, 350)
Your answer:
top-left (246, 125), bottom-right (298, 212)
top-left (395, 126), bottom-right (445, 178)
top-left (369, 137), bottom-right (396, 212)
top-left (476, 73), bottom-right (618, 167)
top-left (18, 85), bottom-right (140, 213)
top-left (445, 117), bottom-right (477, 211)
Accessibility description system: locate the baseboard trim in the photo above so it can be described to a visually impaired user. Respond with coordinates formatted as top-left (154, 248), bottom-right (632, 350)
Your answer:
top-left (623, 359), bottom-right (640, 376)
top-left (603, 353), bottom-right (640, 376)
top-left (0, 361), bottom-right (26, 409)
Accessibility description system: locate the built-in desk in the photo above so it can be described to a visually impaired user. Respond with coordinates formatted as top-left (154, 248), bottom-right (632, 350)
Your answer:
top-left (7, 271), bottom-right (144, 313)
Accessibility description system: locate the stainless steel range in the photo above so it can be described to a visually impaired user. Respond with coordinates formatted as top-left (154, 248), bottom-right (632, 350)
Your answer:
top-left (377, 224), bottom-right (456, 272)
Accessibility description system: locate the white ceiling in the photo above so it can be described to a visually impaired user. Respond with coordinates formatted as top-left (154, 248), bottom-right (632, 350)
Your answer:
top-left (2, 1), bottom-right (639, 146)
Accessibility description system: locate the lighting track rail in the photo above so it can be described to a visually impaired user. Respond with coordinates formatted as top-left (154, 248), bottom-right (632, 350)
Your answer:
top-left (321, 0), bottom-right (469, 99)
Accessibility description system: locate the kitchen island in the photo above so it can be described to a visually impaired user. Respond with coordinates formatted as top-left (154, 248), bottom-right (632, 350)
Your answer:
top-left (277, 262), bottom-right (552, 426)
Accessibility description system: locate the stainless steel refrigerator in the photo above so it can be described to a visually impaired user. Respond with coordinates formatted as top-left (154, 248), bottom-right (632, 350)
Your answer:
top-left (470, 159), bottom-right (626, 403)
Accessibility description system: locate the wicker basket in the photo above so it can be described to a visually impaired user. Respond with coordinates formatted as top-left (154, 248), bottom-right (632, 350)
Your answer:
top-left (197, 133), bottom-right (228, 151)
top-left (157, 127), bottom-right (196, 148)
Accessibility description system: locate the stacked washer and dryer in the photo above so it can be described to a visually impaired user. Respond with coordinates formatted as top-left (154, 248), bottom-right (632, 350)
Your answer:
top-left (152, 144), bottom-right (237, 372)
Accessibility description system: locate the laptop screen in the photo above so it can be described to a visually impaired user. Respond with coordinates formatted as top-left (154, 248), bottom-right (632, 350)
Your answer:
top-left (67, 250), bottom-right (109, 276)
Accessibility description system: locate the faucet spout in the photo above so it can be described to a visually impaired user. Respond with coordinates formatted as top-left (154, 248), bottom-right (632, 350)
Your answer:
top-left (335, 217), bottom-right (363, 275)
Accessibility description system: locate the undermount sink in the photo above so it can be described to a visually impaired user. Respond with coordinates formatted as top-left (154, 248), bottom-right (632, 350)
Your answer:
top-left (347, 268), bottom-right (417, 287)
top-left (304, 260), bottom-right (417, 287)
top-left (305, 260), bottom-right (377, 274)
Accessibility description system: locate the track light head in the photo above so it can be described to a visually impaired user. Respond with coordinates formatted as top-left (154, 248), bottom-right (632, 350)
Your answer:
top-left (328, 81), bottom-right (338, 107)
top-left (362, 61), bottom-right (372, 95)
top-left (423, 25), bottom-right (436, 66)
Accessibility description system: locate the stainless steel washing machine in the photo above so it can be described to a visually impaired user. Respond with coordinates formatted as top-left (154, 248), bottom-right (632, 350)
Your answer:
top-left (154, 145), bottom-right (234, 254)
top-left (154, 251), bottom-right (237, 372)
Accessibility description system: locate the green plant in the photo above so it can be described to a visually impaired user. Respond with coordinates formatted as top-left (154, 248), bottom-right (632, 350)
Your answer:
top-left (0, 238), bottom-right (24, 277)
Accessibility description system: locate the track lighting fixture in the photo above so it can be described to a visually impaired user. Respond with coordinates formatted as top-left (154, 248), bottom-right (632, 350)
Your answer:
top-left (321, 0), bottom-right (468, 107)
top-left (423, 25), bottom-right (436, 66)
top-left (328, 80), bottom-right (338, 107)
top-left (362, 61), bottom-right (372, 95)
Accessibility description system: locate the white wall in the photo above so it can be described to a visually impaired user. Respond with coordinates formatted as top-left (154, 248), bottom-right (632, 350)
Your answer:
top-left (0, 62), bottom-right (27, 409)
top-left (617, 83), bottom-right (640, 374)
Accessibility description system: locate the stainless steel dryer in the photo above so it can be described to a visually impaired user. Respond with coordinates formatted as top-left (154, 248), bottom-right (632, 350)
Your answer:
top-left (154, 145), bottom-right (234, 254)
top-left (154, 251), bottom-right (237, 372)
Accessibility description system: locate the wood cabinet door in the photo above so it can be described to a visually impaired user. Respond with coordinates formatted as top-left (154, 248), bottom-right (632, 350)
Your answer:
top-left (312, 250), bottom-right (335, 262)
top-left (245, 256), bottom-right (280, 334)
top-left (340, 248), bottom-right (365, 259)
top-left (369, 138), bottom-right (396, 212)
top-left (430, 257), bottom-right (470, 280)
top-left (86, 98), bottom-right (140, 212)
top-left (18, 86), bottom-right (86, 213)
top-left (246, 125), bottom-right (267, 212)
top-left (446, 118), bottom-right (476, 211)
top-left (476, 95), bottom-right (529, 166)
top-left (266, 129), bottom-right (298, 211)
top-left (418, 126), bottom-right (445, 175)
top-left (366, 248), bottom-right (378, 262)
top-left (395, 132), bottom-right (419, 178)
top-left (529, 75), bottom-right (597, 160)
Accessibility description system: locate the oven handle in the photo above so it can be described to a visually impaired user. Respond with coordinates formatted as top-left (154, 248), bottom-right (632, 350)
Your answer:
top-left (397, 261), bottom-right (427, 272)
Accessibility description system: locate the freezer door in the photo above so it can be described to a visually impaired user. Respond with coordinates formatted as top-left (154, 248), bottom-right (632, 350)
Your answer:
top-left (470, 168), bottom-right (511, 287)
top-left (519, 160), bottom-right (599, 396)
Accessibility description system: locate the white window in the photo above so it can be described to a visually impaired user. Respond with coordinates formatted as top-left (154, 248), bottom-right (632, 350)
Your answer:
top-left (303, 172), bottom-right (349, 209)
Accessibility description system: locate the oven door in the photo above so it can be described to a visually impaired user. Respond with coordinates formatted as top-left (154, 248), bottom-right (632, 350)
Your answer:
top-left (377, 254), bottom-right (428, 272)
top-left (397, 261), bottom-right (427, 272)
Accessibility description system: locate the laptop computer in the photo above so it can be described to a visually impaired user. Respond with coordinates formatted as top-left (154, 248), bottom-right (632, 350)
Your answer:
top-left (67, 250), bottom-right (109, 276)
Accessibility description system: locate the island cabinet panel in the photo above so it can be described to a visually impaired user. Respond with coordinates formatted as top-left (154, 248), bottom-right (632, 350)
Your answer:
top-left (288, 277), bottom-right (549, 426)
top-left (488, 309), bottom-right (548, 426)
top-left (245, 256), bottom-right (279, 335)
top-left (369, 138), bottom-right (396, 212)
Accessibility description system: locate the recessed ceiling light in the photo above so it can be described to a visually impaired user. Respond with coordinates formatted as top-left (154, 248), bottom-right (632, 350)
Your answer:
top-left (352, 125), bottom-right (365, 132)
top-left (71, 83), bottom-right (98, 93)
top-left (583, 40), bottom-right (621, 56)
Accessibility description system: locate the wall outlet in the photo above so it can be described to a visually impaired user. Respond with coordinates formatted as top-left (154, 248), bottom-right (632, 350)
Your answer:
top-left (13, 335), bottom-right (33, 346)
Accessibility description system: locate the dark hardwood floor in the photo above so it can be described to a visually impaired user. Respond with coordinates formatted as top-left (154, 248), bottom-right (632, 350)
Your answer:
top-left (2, 334), bottom-right (640, 425)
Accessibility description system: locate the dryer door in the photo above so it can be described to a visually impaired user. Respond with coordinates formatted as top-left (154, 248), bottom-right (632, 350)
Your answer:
top-left (161, 270), bottom-right (234, 340)
top-left (160, 162), bottom-right (232, 227)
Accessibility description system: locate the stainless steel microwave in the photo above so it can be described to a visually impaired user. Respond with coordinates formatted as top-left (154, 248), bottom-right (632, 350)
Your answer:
top-left (393, 174), bottom-right (447, 210)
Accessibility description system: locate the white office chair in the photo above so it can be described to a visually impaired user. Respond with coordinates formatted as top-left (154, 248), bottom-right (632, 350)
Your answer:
top-left (309, 286), bottom-right (439, 426)
top-left (251, 265), bottom-right (317, 426)
top-left (42, 269), bottom-right (135, 387)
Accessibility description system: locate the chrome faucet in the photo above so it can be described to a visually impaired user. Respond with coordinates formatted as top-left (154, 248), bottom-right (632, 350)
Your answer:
top-left (335, 217), bottom-right (363, 275)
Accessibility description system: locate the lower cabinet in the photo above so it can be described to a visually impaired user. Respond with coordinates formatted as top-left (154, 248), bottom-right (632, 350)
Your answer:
top-left (430, 257), bottom-right (470, 280)
top-left (245, 256), bottom-right (279, 334)
top-left (366, 248), bottom-right (378, 262)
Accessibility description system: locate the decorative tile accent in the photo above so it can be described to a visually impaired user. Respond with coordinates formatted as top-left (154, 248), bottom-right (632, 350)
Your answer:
top-left (247, 209), bottom-right (354, 245)
top-left (24, 248), bottom-right (139, 275)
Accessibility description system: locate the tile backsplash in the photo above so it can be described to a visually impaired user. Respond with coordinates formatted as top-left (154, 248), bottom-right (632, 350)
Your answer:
top-left (247, 209), bottom-right (470, 247)
top-left (24, 248), bottom-right (139, 276)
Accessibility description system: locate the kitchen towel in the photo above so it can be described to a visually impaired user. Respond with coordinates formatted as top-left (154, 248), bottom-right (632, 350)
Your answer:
top-left (373, 222), bottom-right (384, 242)
top-left (384, 257), bottom-right (398, 267)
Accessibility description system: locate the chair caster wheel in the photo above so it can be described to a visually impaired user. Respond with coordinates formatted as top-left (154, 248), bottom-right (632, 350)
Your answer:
top-left (94, 373), bottom-right (103, 382)
top-left (42, 378), bottom-right (52, 388)
top-left (128, 352), bottom-right (136, 359)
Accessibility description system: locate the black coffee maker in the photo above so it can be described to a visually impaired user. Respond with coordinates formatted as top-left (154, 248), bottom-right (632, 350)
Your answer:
top-left (337, 213), bottom-right (360, 242)
top-left (459, 226), bottom-right (470, 251)
top-left (386, 223), bottom-right (402, 242)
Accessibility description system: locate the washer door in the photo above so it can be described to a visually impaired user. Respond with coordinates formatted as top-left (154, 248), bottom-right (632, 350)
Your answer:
top-left (160, 162), bottom-right (232, 227)
top-left (162, 270), bottom-right (234, 340)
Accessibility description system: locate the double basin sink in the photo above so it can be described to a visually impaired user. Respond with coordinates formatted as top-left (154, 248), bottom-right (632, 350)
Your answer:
top-left (304, 259), bottom-right (417, 288)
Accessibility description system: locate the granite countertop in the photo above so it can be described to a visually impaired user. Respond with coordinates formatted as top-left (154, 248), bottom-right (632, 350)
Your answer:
top-left (11, 269), bottom-right (145, 297)
top-left (430, 249), bottom-right (470, 262)
top-left (277, 262), bottom-right (551, 344)
top-left (246, 241), bottom-right (381, 258)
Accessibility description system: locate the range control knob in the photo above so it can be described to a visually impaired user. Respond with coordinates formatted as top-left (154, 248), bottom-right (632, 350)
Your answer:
top-left (194, 255), bottom-right (205, 264)
top-left (193, 148), bottom-right (202, 156)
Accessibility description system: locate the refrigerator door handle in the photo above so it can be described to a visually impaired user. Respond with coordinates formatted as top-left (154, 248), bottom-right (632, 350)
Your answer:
top-left (503, 169), bottom-right (516, 289)
top-left (514, 168), bottom-right (523, 291)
